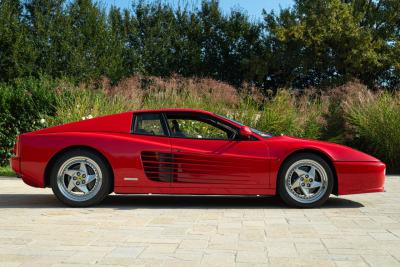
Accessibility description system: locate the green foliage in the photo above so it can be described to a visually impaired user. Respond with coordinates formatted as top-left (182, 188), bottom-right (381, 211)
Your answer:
top-left (263, 0), bottom-right (400, 90)
top-left (0, 0), bottom-right (37, 81)
top-left (0, 0), bottom-right (397, 90)
top-left (0, 77), bottom-right (58, 165)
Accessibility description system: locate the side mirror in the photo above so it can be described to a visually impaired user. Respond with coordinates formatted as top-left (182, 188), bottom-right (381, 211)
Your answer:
top-left (239, 126), bottom-right (252, 137)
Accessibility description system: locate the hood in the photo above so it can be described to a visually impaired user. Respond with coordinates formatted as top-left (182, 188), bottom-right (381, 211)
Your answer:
top-left (268, 135), bottom-right (381, 162)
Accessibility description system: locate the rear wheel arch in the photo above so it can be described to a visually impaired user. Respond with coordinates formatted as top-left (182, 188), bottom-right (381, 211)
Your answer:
top-left (277, 149), bottom-right (338, 195)
top-left (44, 145), bottom-right (114, 191)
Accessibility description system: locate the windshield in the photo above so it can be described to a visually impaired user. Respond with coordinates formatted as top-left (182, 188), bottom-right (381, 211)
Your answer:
top-left (216, 114), bottom-right (273, 138)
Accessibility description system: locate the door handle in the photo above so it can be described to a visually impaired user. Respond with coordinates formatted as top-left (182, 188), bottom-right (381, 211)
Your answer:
top-left (173, 149), bottom-right (183, 153)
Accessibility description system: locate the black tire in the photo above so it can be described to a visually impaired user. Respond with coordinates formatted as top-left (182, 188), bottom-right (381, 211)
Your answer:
top-left (277, 153), bottom-right (334, 208)
top-left (50, 149), bottom-right (112, 207)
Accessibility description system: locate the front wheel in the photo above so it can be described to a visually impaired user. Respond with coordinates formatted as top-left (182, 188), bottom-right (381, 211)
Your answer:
top-left (50, 149), bottom-right (112, 207)
top-left (277, 153), bottom-right (334, 208)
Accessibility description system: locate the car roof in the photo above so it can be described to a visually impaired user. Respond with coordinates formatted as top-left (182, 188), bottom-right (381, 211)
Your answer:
top-left (132, 108), bottom-right (214, 115)
top-left (130, 108), bottom-right (251, 130)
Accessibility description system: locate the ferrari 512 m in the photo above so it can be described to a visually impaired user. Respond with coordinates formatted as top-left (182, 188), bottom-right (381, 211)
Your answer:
top-left (10, 109), bottom-right (385, 207)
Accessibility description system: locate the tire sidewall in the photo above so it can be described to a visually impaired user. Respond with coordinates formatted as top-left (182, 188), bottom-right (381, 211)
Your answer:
top-left (50, 149), bottom-right (111, 207)
top-left (277, 153), bottom-right (334, 208)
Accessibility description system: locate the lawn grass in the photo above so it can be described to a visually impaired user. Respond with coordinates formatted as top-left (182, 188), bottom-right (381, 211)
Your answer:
top-left (0, 166), bottom-right (15, 177)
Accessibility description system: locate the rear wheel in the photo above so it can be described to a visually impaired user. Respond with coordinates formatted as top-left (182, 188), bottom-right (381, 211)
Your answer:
top-left (50, 149), bottom-right (111, 207)
top-left (277, 153), bottom-right (333, 208)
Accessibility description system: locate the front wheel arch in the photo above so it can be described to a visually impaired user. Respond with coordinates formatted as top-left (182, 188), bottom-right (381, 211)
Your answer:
top-left (44, 145), bottom-right (114, 192)
top-left (276, 149), bottom-right (338, 196)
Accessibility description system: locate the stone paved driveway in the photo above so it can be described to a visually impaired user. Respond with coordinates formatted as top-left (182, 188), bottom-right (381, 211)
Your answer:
top-left (0, 176), bottom-right (400, 267)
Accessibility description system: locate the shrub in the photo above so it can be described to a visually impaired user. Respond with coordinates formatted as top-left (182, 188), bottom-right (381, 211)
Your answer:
top-left (0, 77), bottom-right (58, 165)
top-left (343, 88), bottom-right (400, 172)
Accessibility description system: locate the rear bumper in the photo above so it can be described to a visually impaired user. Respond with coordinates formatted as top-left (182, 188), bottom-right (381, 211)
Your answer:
top-left (334, 161), bottom-right (385, 195)
top-left (10, 156), bottom-right (42, 187)
top-left (10, 156), bottom-right (21, 176)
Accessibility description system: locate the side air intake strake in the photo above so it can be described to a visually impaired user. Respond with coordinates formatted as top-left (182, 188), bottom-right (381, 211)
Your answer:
top-left (140, 151), bottom-right (254, 184)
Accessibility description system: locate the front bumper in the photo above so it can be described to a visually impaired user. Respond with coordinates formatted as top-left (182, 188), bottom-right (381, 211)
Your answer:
top-left (334, 161), bottom-right (385, 195)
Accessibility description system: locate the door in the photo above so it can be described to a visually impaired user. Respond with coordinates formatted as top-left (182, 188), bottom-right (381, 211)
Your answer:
top-left (164, 112), bottom-right (270, 194)
top-left (125, 112), bottom-right (173, 193)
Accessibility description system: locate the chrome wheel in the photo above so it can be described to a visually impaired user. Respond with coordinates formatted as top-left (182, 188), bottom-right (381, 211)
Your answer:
top-left (284, 159), bottom-right (328, 204)
top-left (57, 156), bottom-right (103, 202)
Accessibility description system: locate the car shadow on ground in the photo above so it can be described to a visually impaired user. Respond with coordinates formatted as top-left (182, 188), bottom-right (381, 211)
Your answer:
top-left (0, 194), bottom-right (364, 209)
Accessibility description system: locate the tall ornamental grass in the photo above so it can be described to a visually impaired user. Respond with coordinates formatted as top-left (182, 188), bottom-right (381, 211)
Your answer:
top-left (45, 89), bottom-right (132, 127)
top-left (256, 90), bottom-right (326, 138)
top-left (343, 88), bottom-right (400, 171)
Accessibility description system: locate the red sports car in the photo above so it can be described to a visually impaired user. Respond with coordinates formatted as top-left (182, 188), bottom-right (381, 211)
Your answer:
top-left (10, 109), bottom-right (385, 208)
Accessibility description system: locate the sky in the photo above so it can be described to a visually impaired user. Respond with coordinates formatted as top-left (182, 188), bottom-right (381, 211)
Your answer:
top-left (108, 0), bottom-right (295, 21)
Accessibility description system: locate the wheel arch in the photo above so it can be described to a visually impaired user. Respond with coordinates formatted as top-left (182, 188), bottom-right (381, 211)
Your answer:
top-left (277, 148), bottom-right (338, 195)
top-left (44, 145), bottom-right (114, 191)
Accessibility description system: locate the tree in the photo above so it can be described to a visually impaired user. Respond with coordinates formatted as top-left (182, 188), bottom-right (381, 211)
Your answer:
top-left (66, 0), bottom-right (110, 80)
top-left (262, 0), bottom-right (400, 90)
top-left (0, 0), bottom-right (398, 90)
top-left (24, 0), bottom-right (71, 78)
top-left (0, 0), bottom-right (36, 81)
top-left (106, 6), bottom-right (127, 82)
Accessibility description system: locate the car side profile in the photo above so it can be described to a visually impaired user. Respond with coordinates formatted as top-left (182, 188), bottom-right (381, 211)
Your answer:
top-left (10, 109), bottom-right (386, 208)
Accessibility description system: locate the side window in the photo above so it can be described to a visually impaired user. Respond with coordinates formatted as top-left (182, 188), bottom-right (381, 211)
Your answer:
top-left (166, 113), bottom-right (236, 140)
top-left (133, 113), bottom-right (166, 136)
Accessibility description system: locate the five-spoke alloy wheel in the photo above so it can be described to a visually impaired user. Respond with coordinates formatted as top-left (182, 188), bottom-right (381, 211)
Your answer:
top-left (278, 153), bottom-right (334, 208)
top-left (50, 149), bottom-right (112, 207)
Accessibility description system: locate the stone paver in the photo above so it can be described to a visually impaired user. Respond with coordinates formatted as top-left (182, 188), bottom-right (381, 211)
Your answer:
top-left (0, 176), bottom-right (400, 267)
